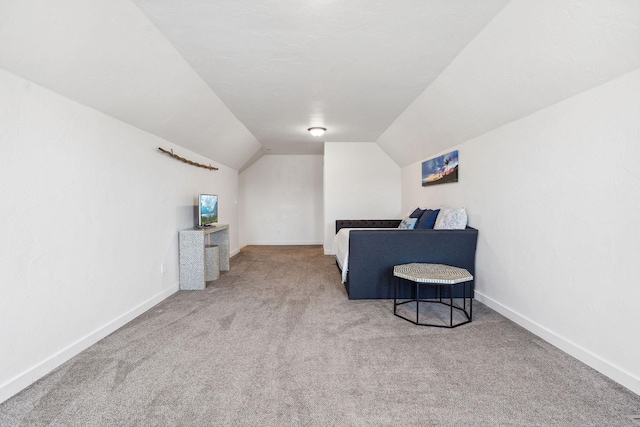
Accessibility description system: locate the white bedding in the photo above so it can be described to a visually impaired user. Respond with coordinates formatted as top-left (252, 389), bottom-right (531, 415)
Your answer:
top-left (333, 228), bottom-right (391, 283)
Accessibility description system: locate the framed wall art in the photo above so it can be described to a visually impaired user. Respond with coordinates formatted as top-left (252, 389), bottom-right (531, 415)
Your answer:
top-left (421, 150), bottom-right (459, 187)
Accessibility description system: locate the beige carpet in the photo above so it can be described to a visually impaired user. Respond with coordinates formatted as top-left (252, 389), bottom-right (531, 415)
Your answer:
top-left (1, 245), bottom-right (639, 426)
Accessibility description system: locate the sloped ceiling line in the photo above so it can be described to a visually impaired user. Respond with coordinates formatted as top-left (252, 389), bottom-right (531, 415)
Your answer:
top-left (377, 0), bottom-right (640, 167)
top-left (2, 0), bottom-right (639, 170)
top-left (0, 0), bottom-right (261, 170)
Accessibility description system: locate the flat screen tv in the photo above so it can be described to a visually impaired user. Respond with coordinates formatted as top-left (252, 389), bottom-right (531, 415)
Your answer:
top-left (198, 194), bottom-right (218, 227)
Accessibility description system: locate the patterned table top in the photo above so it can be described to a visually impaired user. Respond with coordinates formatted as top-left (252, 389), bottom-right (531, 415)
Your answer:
top-left (393, 263), bottom-right (473, 284)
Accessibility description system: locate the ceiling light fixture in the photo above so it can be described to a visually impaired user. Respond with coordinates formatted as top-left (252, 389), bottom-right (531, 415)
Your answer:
top-left (308, 127), bottom-right (326, 137)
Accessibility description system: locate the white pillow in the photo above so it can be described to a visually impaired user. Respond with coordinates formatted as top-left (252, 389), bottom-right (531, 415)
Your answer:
top-left (434, 208), bottom-right (467, 230)
top-left (398, 217), bottom-right (418, 229)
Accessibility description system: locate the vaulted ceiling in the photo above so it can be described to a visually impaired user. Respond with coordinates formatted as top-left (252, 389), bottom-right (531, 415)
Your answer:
top-left (1, 1), bottom-right (639, 170)
top-left (130, 0), bottom-right (510, 158)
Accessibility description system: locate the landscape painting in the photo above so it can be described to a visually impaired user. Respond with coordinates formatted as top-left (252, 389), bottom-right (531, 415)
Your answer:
top-left (421, 150), bottom-right (459, 187)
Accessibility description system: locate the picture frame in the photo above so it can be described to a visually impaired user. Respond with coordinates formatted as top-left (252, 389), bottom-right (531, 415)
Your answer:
top-left (421, 150), bottom-right (459, 187)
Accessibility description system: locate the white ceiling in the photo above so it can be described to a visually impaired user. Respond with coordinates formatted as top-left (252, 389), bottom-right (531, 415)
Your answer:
top-left (0, 0), bottom-right (262, 171)
top-left (130, 0), bottom-right (510, 158)
top-left (1, 0), bottom-right (639, 170)
top-left (378, 0), bottom-right (640, 166)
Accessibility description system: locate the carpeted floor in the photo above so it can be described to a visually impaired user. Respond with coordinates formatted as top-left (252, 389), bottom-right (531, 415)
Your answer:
top-left (1, 245), bottom-right (639, 426)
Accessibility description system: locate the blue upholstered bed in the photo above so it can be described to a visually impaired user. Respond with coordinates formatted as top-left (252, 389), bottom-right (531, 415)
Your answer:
top-left (334, 219), bottom-right (478, 300)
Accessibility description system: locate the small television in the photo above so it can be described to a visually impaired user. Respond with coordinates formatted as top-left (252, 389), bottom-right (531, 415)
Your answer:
top-left (198, 194), bottom-right (218, 227)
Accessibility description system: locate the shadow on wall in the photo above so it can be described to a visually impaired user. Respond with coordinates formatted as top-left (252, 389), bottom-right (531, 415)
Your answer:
top-left (176, 205), bottom-right (197, 230)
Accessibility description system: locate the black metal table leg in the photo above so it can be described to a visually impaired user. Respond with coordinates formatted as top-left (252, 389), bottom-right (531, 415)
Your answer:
top-left (415, 281), bottom-right (420, 324)
top-left (393, 276), bottom-right (398, 315)
top-left (449, 284), bottom-right (453, 327)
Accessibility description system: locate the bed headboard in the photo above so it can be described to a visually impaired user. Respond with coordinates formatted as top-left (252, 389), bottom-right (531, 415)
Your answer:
top-left (335, 219), bottom-right (402, 233)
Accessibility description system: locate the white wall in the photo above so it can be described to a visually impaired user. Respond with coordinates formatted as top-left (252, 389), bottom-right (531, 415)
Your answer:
top-left (323, 142), bottom-right (401, 253)
top-left (377, 0), bottom-right (640, 168)
top-left (0, 0), bottom-right (261, 170)
top-left (401, 69), bottom-right (640, 395)
top-left (0, 68), bottom-right (240, 403)
top-left (238, 155), bottom-right (323, 246)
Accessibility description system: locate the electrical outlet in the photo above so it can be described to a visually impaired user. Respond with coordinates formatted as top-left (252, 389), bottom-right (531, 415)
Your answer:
top-left (160, 263), bottom-right (165, 274)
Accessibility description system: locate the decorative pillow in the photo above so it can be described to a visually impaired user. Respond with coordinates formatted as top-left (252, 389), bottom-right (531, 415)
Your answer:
top-left (409, 208), bottom-right (425, 219)
top-left (398, 217), bottom-right (418, 229)
top-left (434, 208), bottom-right (467, 230)
top-left (415, 209), bottom-right (439, 229)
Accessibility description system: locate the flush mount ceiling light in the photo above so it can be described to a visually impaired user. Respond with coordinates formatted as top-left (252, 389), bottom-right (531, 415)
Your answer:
top-left (308, 127), bottom-right (327, 137)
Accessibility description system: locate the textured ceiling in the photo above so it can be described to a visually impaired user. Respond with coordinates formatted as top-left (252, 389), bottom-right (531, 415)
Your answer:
top-left (131, 0), bottom-right (510, 156)
top-left (2, 1), bottom-right (638, 170)
top-left (0, 0), bottom-right (261, 171)
top-left (378, 0), bottom-right (640, 166)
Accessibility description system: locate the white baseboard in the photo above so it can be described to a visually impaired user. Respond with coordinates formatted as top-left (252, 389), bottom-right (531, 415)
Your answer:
top-left (474, 290), bottom-right (640, 396)
top-left (0, 283), bottom-right (179, 404)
